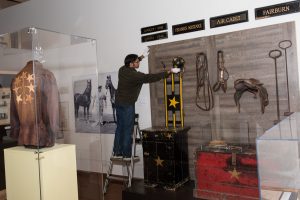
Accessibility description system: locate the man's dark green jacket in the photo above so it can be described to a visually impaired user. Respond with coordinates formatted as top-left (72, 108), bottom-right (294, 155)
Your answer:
top-left (115, 65), bottom-right (169, 105)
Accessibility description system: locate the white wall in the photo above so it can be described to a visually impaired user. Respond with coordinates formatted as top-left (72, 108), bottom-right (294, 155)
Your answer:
top-left (1, 0), bottom-right (300, 178)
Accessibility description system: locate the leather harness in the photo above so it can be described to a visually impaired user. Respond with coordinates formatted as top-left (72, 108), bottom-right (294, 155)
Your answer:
top-left (196, 53), bottom-right (214, 111)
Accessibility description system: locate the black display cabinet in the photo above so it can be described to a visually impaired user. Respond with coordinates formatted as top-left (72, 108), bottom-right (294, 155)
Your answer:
top-left (141, 126), bottom-right (190, 190)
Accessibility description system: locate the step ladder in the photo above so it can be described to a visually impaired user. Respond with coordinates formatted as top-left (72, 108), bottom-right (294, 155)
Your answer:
top-left (103, 114), bottom-right (142, 194)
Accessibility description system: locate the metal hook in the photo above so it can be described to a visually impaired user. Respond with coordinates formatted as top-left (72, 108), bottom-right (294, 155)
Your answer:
top-left (279, 40), bottom-right (293, 115)
top-left (269, 49), bottom-right (282, 59)
top-left (269, 49), bottom-right (282, 123)
top-left (279, 40), bottom-right (292, 50)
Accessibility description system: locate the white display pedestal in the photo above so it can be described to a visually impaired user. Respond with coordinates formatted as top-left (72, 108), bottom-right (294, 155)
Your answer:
top-left (4, 144), bottom-right (78, 200)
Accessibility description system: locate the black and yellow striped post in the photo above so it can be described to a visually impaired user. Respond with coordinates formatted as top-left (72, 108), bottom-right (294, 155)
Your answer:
top-left (163, 57), bottom-right (185, 128)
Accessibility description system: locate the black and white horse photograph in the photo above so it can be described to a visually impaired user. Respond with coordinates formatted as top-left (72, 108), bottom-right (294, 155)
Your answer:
top-left (73, 77), bottom-right (99, 133)
top-left (97, 72), bottom-right (118, 134)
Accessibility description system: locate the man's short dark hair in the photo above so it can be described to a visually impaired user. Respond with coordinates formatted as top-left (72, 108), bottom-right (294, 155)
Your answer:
top-left (124, 54), bottom-right (138, 67)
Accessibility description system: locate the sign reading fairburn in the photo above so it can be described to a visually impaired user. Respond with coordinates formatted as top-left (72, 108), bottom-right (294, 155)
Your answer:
top-left (255, 1), bottom-right (300, 19)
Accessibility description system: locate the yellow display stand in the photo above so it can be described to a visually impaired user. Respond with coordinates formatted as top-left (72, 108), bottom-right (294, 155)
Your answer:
top-left (4, 144), bottom-right (78, 200)
top-left (164, 56), bottom-right (185, 128)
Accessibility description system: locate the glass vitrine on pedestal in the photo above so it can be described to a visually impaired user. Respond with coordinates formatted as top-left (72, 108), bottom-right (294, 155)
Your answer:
top-left (0, 27), bottom-right (103, 200)
top-left (256, 112), bottom-right (300, 200)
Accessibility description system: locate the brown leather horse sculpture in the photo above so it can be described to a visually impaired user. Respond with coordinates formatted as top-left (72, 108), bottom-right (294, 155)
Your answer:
top-left (234, 78), bottom-right (269, 114)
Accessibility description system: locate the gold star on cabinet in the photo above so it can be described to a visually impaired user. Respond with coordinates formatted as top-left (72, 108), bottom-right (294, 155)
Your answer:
top-left (165, 133), bottom-right (172, 139)
top-left (169, 97), bottom-right (179, 108)
top-left (229, 168), bottom-right (241, 180)
top-left (154, 156), bottom-right (164, 167)
top-left (143, 133), bottom-right (148, 139)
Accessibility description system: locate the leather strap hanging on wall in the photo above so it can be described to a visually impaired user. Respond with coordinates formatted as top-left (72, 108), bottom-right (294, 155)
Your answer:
top-left (213, 50), bottom-right (229, 93)
top-left (195, 53), bottom-right (214, 111)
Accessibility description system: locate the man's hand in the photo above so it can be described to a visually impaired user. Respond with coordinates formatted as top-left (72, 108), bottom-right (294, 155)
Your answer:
top-left (171, 68), bottom-right (181, 73)
top-left (139, 47), bottom-right (150, 61)
top-left (142, 47), bottom-right (150, 57)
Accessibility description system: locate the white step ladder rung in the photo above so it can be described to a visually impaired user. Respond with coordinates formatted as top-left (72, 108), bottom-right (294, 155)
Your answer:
top-left (110, 156), bottom-right (140, 162)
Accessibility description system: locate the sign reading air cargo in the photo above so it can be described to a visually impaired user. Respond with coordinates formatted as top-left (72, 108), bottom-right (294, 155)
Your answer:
top-left (141, 32), bottom-right (168, 43)
top-left (210, 11), bottom-right (248, 28)
top-left (141, 23), bottom-right (168, 35)
top-left (172, 20), bottom-right (205, 35)
top-left (255, 1), bottom-right (300, 19)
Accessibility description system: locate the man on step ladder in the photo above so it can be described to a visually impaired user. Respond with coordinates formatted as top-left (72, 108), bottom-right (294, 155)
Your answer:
top-left (103, 50), bottom-right (174, 193)
top-left (112, 51), bottom-right (171, 160)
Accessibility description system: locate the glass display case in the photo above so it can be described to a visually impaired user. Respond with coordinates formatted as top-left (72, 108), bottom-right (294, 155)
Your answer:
top-left (193, 120), bottom-right (261, 200)
top-left (257, 112), bottom-right (300, 200)
top-left (0, 27), bottom-right (103, 200)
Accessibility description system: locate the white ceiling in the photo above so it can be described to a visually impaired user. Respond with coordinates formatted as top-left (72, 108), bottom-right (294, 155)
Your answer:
top-left (0, 0), bottom-right (28, 10)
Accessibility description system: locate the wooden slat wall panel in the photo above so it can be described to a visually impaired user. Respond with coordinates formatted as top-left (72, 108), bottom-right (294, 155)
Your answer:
top-left (148, 22), bottom-right (299, 179)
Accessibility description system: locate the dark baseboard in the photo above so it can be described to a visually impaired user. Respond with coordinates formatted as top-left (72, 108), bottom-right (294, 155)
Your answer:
top-left (123, 179), bottom-right (198, 200)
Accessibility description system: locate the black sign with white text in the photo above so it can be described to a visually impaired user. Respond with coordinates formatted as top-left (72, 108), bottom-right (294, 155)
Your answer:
top-left (141, 32), bottom-right (168, 43)
top-left (210, 11), bottom-right (248, 28)
top-left (141, 23), bottom-right (168, 35)
top-left (172, 20), bottom-right (205, 35)
top-left (255, 1), bottom-right (300, 19)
